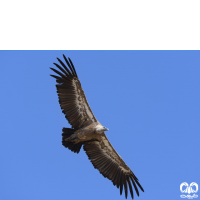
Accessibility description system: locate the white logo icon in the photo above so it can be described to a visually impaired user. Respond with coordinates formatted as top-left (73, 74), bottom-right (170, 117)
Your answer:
top-left (180, 182), bottom-right (198, 199)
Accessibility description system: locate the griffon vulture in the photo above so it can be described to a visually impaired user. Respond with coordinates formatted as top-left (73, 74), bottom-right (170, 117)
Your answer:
top-left (50, 55), bottom-right (144, 199)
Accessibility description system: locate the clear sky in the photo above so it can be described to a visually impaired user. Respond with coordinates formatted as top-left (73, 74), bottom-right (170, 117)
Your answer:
top-left (0, 51), bottom-right (199, 200)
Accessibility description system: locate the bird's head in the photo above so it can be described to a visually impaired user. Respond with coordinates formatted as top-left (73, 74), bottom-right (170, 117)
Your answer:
top-left (103, 126), bottom-right (109, 131)
top-left (96, 125), bottom-right (109, 132)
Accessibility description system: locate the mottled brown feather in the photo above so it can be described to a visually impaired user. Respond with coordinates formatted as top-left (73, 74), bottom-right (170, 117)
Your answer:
top-left (50, 55), bottom-right (97, 130)
top-left (83, 133), bottom-right (144, 199)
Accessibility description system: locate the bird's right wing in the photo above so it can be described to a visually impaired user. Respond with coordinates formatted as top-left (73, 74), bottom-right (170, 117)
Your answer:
top-left (50, 55), bottom-right (97, 130)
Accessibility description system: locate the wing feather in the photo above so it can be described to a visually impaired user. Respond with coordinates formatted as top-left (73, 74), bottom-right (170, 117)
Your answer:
top-left (83, 134), bottom-right (144, 199)
top-left (56, 58), bottom-right (73, 77)
top-left (120, 170), bottom-right (124, 195)
top-left (113, 168), bottom-right (120, 187)
top-left (109, 164), bottom-right (118, 181)
top-left (127, 176), bottom-right (134, 199)
top-left (50, 55), bottom-right (97, 129)
top-left (53, 62), bottom-right (69, 76)
top-left (63, 55), bottom-right (77, 76)
top-left (124, 174), bottom-right (128, 198)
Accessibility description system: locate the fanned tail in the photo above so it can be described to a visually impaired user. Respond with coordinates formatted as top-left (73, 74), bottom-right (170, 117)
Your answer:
top-left (62, 128), bottom-right (82, 154)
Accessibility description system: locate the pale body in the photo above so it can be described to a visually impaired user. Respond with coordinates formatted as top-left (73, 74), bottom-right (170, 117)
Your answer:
top-left (66, 122), bottom-right (109, 143)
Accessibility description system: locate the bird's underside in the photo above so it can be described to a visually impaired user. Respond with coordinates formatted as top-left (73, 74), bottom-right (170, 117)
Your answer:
top-left (63, 121), bottom-right (108, 144)
top-left (50, 55), bottom-right (144, 199)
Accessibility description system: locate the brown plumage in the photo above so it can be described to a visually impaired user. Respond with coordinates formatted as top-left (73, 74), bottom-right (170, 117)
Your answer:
top-left (50, 55), bottom-right (144, 199)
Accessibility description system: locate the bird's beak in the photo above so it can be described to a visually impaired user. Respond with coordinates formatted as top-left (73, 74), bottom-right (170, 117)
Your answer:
top-left (105, 128), bottom-right (109, 131)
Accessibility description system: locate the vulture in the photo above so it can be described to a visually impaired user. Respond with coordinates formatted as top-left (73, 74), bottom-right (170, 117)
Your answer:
top-left (50, 55), bottom-right (144, 199)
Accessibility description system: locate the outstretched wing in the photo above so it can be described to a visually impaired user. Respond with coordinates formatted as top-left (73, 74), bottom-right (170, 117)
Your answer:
top-left (83, 134), bottom-right (144, 199)
top-left (50, 55), bottom-right (97, 130)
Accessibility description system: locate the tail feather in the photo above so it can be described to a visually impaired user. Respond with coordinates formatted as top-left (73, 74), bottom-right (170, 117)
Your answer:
top-left (62, 128), bottom-right (82, 153)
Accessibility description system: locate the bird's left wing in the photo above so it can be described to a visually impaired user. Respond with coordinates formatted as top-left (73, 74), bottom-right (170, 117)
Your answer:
top-left (83, 134), bottom-right (144, 199)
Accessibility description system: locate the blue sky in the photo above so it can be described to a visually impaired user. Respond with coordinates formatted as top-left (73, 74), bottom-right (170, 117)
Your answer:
top-left (0, 51), bottom-right (199, 200)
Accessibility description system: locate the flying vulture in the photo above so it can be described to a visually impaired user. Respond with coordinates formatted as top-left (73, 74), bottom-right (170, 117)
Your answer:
top-left (50, 55), bottom-right (144, 199)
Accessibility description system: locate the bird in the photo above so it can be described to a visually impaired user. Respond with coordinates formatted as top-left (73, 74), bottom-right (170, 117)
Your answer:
top-left (50, 55), bottom-right (144, 199)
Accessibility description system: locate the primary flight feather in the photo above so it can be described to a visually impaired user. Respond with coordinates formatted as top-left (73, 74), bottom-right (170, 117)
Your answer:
top-left (50, 55), bottom-right (144, 199)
